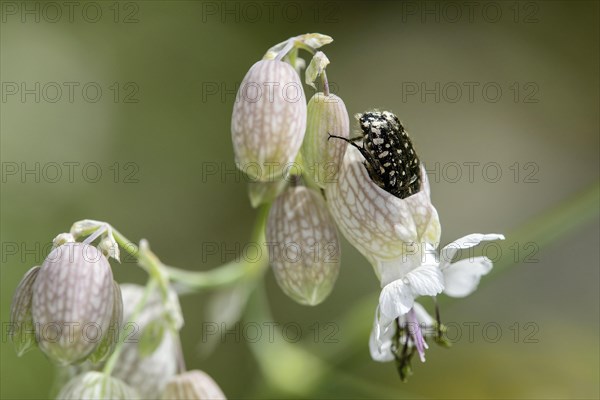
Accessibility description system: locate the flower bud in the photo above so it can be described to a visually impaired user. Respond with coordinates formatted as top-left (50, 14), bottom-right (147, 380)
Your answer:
top-left (161, 370), bottom-right (226, 400)
top-left (301, 92), bottom-right (349, 188)
top-left (32, 243), bottom-right (119, 365)
top-left (57, 371), bottom-right (139, 399)
top-left (10, 265), bottom-right (40, 356)
top-left (231, 60), bottom-right (307, 182)
top-left (111, 284), bottom-right (179, 399)
top-left (325, 147), bottom-right (440, 281)
top-left (266, 186), bottom-right (340, 305)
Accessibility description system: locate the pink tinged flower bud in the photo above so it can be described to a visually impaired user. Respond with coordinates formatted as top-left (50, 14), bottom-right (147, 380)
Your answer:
top-left (111, 284), bottom-right (179, 399)
top-left (325, 147), bottom-right (441, 279)
top-left (57, 371), bottom-right (139, 399)
top-left (10, 265), bottom-right (41, 356)
top-left (231, 60), bottom-right (307, 182)
top-left (32, 243), bottom-right (118, 365)
top-left (301, 93), bottom-right (349, 188)
top-left (161, 370), bottom-right (226, 400)
top-left (266, 186), bottom-right (340, 306)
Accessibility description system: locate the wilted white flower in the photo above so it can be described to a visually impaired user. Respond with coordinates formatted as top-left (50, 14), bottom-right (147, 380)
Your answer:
top-left (322, 110), bottom-right (505, 381)
top-left (57, 371), bottom-right (138, 399)
top-left (161, 370), bottom-right (226, 400)
top-left (375, 233), bottom-right (505, 330)
top-left (231, 59), bottom-right (307, 182)
top-left (304, 51), bottom-right (330, 91)
top-left (301, 92), bottom-right (349, 187)
top-left (111, 284), bottom-right (182, 399)
top-left (10, 243), bottom-right (122, 365)
top-left (370, 233), bottom-right (505, 379)
top-left (266, 185), bottom-right (340, 305)
top-left (325, 111), bottom-right (506, 326)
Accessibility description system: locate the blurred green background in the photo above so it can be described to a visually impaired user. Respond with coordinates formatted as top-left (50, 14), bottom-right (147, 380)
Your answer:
top-left (1, 1), bottom-right (598, 398)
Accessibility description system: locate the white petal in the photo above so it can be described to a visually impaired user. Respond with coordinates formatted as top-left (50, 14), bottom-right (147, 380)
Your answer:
top-left (378, 280), bottom-right (415, 327)
top-left (412, 302), bottom-right (435, 326)
top-left (374, 253), bottom-right (423, 288)
top-left (443, 256), bottom-right (493, 298)
top-left (405, 264), bottom-right (444, 297)
top-left (369, 311), bottom-right (396, 362)
top-left (404, 166), bottom-right (441, 245)
top-left (440, 233), bottom-right (505, 268)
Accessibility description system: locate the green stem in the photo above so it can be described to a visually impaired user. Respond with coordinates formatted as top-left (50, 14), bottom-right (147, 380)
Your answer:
top-left (79, 204), bottom-right (270, 377)
top-left (164, 260), bottom-right (248, 289)
top-left (174, 332), bottom-right (187, 374)
top-left (111, 229), bottom-right (139, 261)
top-left (164, 204), bottom-right (270, 290)
top-left (91, 203), bottom-right (270, 292)
top-left (321, 70), bottom-right (330, 97)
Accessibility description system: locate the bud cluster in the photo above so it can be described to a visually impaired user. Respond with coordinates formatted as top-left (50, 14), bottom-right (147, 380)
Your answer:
top-left (231, 33), bottom-right (504, 383)
top-left (229, 34), bottom-right (449, 307)
top-left (231, 34), bottom-right (347, 306)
